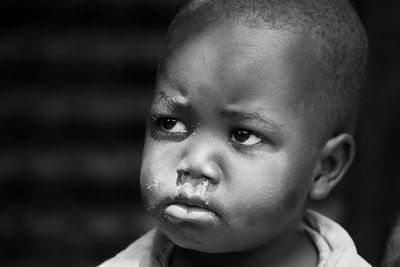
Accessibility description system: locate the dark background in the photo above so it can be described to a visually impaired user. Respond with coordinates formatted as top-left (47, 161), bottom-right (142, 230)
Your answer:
top-left (0, 0), bottom-right (399, 266)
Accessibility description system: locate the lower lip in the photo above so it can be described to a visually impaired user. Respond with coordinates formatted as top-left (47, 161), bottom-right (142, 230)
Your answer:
top-left (164, 204), bottom-right (217, 224)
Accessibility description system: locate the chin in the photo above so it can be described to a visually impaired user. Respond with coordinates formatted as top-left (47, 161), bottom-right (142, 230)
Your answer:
top-left (160, 224), bottom-right (229, 253)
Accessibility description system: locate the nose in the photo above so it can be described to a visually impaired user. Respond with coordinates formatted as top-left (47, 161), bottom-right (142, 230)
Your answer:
top-left (177, 135), bottom-right (223, 184)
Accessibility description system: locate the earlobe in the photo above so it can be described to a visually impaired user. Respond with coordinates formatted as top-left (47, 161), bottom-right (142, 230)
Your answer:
top-left (310, 175), bottom-right (331, 200)
top-left (310, 133), bottom-right (355, 200)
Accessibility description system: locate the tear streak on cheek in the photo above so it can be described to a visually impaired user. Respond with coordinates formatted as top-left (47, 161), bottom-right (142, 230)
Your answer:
top-left (141, 176), bottom-right (161, 216)
top-left (144, 178), bottom-right (160, 191)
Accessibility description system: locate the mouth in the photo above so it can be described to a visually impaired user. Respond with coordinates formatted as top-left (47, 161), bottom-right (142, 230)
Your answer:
top-left (164, 196), bottom-right (218, 224)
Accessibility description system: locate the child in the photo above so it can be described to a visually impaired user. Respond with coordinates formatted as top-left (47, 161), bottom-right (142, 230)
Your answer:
top-left (100, 0), bottom-right (370, 266)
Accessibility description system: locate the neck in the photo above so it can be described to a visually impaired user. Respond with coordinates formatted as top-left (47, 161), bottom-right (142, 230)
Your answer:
top-left (170, 228), bottom-right (317, 267)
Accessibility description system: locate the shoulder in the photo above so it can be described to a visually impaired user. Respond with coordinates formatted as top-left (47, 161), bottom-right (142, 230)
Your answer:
top-left (302, 209), bottom-right (372, 267)
top-left (98, 229), bottom-right (174, 267)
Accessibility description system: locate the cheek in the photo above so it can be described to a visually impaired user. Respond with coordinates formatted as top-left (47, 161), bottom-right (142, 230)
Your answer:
top-left (282, 185), bottom-right (304, 211)
top-left (140, 141), bottom-right (165, 210)
top-left (241, 195), bottom-right (294, 230)
top-left (140, 138), bottom-right (181, 207)
top-left (230, 155), bottom-right (312, 229)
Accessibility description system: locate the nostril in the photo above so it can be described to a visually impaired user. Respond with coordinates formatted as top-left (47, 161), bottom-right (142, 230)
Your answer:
top-left (177, 169), bottom-right (192, 185)
top-left (177, 169), bottom-right (190, 177)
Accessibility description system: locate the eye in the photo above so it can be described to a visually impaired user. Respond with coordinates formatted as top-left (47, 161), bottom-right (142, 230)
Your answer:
top-left (230, 128), bottom-right (263, 146)
top-left (159, 117), bottom-right (187, 133)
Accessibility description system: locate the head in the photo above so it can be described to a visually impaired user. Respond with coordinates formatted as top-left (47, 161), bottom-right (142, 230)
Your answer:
top-left (140, 0), bottom-right (368, 254)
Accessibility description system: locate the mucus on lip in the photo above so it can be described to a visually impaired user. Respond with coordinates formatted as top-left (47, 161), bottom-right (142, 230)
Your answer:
top-left (175, 178), bottom-right (210, 205)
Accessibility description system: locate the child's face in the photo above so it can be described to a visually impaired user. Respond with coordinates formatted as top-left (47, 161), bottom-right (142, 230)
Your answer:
top-left (141, 21), bottom-right (321, 253)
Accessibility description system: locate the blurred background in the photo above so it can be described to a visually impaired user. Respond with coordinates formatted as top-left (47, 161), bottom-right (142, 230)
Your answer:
top-left (0, 0), bottom-right (399, 266)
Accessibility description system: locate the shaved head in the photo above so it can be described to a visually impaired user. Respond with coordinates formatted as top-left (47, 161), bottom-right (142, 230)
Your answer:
top-left (162, 0), bottom-right (368, 139)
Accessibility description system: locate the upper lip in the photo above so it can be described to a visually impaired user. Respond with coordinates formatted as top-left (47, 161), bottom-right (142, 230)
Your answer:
top-left (174, 195), bottom-right (210, 210)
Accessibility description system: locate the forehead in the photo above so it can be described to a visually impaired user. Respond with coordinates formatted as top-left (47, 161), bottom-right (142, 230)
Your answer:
top-left (158, 21), bottom-right (320, 118)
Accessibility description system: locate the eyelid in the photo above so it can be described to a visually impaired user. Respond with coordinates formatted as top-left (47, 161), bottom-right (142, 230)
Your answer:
top-left (150, 110), bottom-right (176, 121)
top-left (150, 106), bottom-right (172, 119)
top-left (230, 137), bottom-right (265, 151)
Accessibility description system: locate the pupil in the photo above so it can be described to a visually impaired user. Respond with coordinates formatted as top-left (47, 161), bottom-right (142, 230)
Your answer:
top-left (234, 129), bottom-right (250, 142)
top-left (162, 118), bottom-right (177, 130)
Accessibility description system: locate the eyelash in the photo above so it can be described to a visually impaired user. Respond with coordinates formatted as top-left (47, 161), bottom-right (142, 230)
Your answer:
top-left (152, 116), bottom-right (267, 149)
top-left (228, 128), bottom-right (265, 148)
top-left (152, 116), bottom-right (186, 137)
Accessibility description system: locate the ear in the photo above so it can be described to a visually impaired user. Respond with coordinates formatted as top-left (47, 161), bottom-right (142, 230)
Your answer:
top-left (310, 133), bottom-right (356, 200)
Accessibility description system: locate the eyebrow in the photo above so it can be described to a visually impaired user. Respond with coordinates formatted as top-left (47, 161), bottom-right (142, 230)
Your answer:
top-left (220, 109), bottom-right (284, 131)
top-left (151, 91), bottom-right (189, 113)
